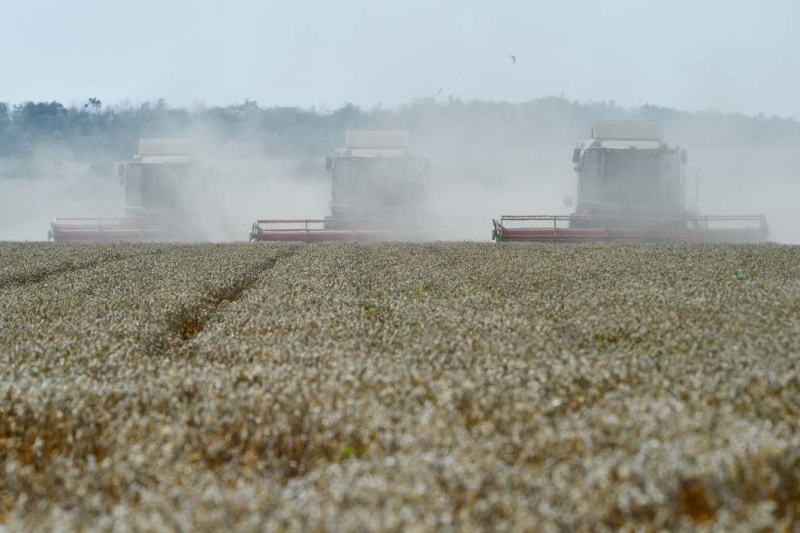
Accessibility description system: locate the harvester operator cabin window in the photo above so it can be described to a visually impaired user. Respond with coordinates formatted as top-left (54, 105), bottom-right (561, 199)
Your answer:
top-left (662, 155), bottom-right (681, 201)
top-left (125, 165), bottom-right (143, 208)
top-left (334, 159), bottom-right (355, 205)
top-left (143, 165), bottom-right (185, 210)
top-left (603, 151), bottom-right (660, 205)
top-left (580, 151), bottom-right (601, 200)
top-left (366, 158), bottom-right (409, 207)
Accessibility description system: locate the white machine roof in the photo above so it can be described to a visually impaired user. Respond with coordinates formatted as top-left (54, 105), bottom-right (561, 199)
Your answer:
top-left (138, 139), bottom-right (197, 157)
top-left (346, 148), bottom-right (408, 157)
top-left (345, 131), bottom-right (410, 149)
top-left (592, 121), bottom-right (663, 141)
top-left (598, 140), bottom-right (662, 150)
top-left (137, 155), bottom-right (194, 164)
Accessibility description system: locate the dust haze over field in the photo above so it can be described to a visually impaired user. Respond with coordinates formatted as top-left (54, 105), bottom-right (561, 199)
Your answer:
top-left (0, 137), bottom-right (331, 243)
top-left (2, 0), bottom-right (798, 241)
top-left (1, 100), bottom-right (799, 243)
top-left (3, 2), bottom-right (800, 531)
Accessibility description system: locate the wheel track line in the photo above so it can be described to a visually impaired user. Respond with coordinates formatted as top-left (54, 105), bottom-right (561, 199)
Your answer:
top-left (0, 248), bottom-right (167, 290)
top-left (162, 246), bottom-right (302, 354)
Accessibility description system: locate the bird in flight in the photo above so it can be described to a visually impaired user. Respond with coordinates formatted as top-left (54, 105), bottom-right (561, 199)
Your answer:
top-left (436, 86), bottom-right (444, 96)
top-left (509, 54), bottom-right (516, 64)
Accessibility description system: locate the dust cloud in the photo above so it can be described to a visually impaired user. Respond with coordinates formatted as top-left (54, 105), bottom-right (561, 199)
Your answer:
top-left (0, 105), bottom-right (798, 244)
top-left (0, 137), bottom-right (331, 243)
top-left (674, 146), bottom-right (800, 244)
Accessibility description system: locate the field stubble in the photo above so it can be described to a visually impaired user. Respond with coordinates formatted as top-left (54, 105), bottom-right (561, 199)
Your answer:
top-left (1, 241), bottom-right (799, 531)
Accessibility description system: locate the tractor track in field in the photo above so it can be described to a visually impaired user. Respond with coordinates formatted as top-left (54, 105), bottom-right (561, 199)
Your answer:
top-left (163, 247), bottom-right (300, 353)
top-left (0, 248), bottom-right (167, 290)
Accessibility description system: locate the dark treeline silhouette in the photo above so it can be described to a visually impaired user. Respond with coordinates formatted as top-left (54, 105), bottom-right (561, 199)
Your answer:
top-left (0, 96), bottom-right (798, 179)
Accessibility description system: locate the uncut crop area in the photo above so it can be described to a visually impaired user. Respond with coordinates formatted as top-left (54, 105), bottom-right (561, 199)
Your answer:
top-left (1, 242), bottom-right (800, 531)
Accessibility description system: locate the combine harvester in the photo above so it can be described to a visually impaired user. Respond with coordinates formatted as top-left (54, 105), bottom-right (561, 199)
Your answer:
top-left (492, 121), bottom-right (769, 243)
top-left (48, 139), bottom-right (208, 242)
top-left (250, 131), bottom-right (432, 242)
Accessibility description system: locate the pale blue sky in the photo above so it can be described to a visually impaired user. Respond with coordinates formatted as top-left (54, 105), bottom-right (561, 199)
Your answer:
top-left (2, 0), bottom-right (798, 117)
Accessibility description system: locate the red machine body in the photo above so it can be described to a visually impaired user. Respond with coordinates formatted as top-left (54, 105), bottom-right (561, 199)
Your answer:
top-left (249, 219), bottom-right (430, 243)
top-left (493, 215), bottom-right (769, 243)
top-left (48, 217), bottom-right (191, 243)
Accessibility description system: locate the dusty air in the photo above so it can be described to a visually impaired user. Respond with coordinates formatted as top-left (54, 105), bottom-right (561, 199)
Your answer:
top-left (2, 1), bottom-right (800, 530)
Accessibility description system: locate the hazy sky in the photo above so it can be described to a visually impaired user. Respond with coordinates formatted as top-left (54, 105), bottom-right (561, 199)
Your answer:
top-left (2, 0), bottom-right (798, 117)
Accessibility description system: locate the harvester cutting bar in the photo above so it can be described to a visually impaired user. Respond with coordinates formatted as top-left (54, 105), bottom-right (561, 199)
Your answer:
top-left (249, 219), bottom-right (426, 243)
top-left (49, 218), bottom-right (176, 243)
top-left (492, 215), bottom-right (769, 243)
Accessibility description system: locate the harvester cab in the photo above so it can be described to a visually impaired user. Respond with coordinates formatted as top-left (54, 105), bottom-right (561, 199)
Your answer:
top-left (48, 139), bottom-right (202, 242)
top-left (492, 120), bottom-right (769, 243)
top-left (250, 131), bottom-right (432, 242)
top-left (327, 131), bottom-right (430, 221)
top-left (119, 139), bottom-right (199, 216)
top-left (570, 121), bottom-right (687, 220)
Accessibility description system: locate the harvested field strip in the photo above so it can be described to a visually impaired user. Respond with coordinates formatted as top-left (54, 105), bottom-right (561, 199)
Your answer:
top-left (2, 242), bottom-right (800, 530)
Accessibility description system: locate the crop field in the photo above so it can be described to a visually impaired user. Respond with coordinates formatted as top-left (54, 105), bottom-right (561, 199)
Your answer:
top-left (1, 241), bottom-right (800, 530)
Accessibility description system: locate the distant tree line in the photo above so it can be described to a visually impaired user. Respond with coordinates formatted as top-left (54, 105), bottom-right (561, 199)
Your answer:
top-left (0, 96), bottom-right (798, 179)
